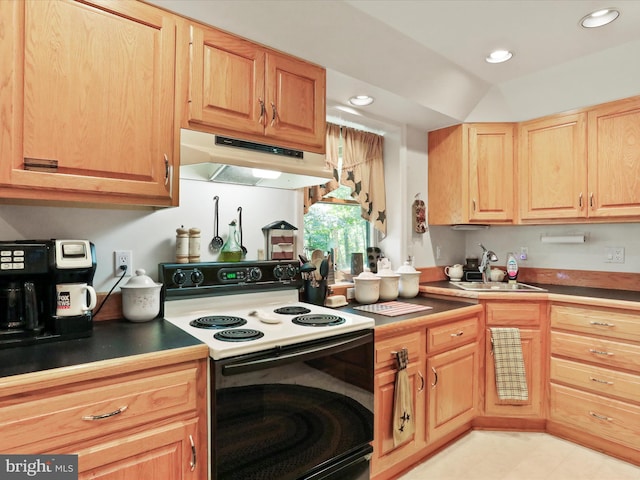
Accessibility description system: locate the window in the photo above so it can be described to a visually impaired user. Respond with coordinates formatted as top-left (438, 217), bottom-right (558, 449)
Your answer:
top-left (303, 186), bottom-right (370, 275)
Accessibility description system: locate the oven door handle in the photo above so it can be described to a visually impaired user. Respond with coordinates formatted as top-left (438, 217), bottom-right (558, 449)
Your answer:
top-left (222, 330), bottom-right (373, 376)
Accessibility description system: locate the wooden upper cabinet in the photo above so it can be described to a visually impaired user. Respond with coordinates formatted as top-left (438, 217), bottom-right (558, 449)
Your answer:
top-left (587, 96), bottom-right (640, 218)
top-left (186, 23), bottom-right (326, 153)
top-left (0, 0), bottom-right (178, 206)
top-left (428, 123), bottom-right (514, 225)
top-left (519, 113), bottom-right (588, 221)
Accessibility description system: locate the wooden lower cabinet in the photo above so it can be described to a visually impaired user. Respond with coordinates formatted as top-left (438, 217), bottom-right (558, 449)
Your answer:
top-left (549, 303), bottom-right (640, 465)
top-left (427, 342), bottom-right (479, 442)
top-left (372, 306), bottom-right (482, 480)
top-left (76, 419), bottom-right (200, 479)
top-left (0, 350), bottom-right (208, 480)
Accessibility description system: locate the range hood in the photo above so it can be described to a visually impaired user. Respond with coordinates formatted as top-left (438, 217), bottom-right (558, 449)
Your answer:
top-left (179, 129), bottom-right (333, 189)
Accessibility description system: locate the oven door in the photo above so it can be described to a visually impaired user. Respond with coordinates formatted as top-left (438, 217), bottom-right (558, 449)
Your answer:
top-left (212, 330), bottom-right (374, 480)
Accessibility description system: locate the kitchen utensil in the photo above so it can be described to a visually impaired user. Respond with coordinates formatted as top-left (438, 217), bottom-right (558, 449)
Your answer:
top-left (120, 269), bottom-right (162, 322)
top-left (397, 262), bottom-right (421, 298)
top-left (210, 196), bottom-right (224, 252)
top-left (319, 258), bottom-right (329, 279)
top-left (353, 271), bottom-right (380, 304)
top-left (237, 206), bottom-right (248, 257)
top-left (299, 254), bottom-right (309, 264)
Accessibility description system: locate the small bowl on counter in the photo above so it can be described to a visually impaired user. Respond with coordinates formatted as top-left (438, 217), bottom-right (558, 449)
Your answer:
top-left (354, 271), bottom-right (380, 304)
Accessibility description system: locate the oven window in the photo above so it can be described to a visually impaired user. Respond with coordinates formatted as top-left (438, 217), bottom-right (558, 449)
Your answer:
top-left (213, 333), bottom-right (374, 480)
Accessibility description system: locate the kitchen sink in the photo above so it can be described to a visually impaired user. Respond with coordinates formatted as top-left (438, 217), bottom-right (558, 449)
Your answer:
top-left (450, 281), bottom-right (547, 292)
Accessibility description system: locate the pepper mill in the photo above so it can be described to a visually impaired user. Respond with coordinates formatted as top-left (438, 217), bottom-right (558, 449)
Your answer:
top-left (176, 227), bottom-right (189, 263)
top-left (189, 228), bottom-right (201, 263)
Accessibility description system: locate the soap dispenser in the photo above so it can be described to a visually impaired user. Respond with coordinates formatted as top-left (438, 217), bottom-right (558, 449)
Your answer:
top-left (506, 252), bottom-right (519, 283)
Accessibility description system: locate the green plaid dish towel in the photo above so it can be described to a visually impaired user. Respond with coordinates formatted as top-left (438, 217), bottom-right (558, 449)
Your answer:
top-left (490, 328), bottom-right (529, 401)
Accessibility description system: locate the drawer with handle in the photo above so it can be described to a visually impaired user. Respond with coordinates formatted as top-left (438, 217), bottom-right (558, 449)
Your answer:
top-left (550, 357), bottom-right (640, 403)
top-left (550, 384), bottom-right (640, 450)
top-left (375, 331), bottom-right (422, 369)
top-left (551, 305), bottom-right (640, 343)
top-left (0, 366), bottom-right (198, 453)
top-left (427, 316), bottom-right (479, 353)
top-left (550, 331), bottom-right (640, 372)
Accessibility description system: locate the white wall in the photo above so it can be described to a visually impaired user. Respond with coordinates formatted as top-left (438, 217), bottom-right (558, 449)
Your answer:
top-left (0, 179), bottom-right (298, 292)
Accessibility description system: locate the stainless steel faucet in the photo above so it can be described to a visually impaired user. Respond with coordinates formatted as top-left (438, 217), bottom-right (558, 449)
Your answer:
top-left (479, 244), bottom-right (498, 283)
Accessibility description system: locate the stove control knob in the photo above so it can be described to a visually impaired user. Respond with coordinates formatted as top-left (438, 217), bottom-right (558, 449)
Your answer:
top-left (273, 265), bottom-right (284, 279)
top-left (285, 265), bottom-right (297, 279)
top-left (190, 269), bottom-right (204, 285)
top-left (248, 267), bottom-right (262, 282)
top-left (172, 270), bottom-right (187, 286)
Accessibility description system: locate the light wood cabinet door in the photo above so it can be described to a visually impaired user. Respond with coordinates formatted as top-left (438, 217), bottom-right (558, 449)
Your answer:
top-left (427, 342), bottom-right (479, 442)
top-left (466, 124), bottom-right (514, 222)
top-left (428, 123), bottom-right (514, 225)
top-left (264, 52), bottom-right (326, 151)
top-left (0, 0), bottom-right (177, 206)
top-left (588, 96), bottom-right (640, 218)
top-left (372, 361), bottom-right (426, 478)
top-left (189, 25), bottom-right (266, 136)
top-left (76, 419), bottom-right (202, 480)
top-left (186, 24), bottom-right (326, 153)
top-left (485, 328), bottom-right (543, 417)
top-left (518, 112), bottom-right (588, 220)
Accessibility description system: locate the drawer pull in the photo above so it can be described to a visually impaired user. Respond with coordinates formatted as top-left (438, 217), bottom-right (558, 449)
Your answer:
top-left (189, 434), bottom-right (196, 471)
top-left (589, 321), bottom-right (615, 327)
top-left (589, 377), bottom-right (614, 385)
top-left (450, 331), bottom-right (464, 337)
top-left (589, 411), bottom-right (613, 422)
top-left (589, 349), bottom-right (614, 357)
top-left (82, 405), bottom-right (128, 421)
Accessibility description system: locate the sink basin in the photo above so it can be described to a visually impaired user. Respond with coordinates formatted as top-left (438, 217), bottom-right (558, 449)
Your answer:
top-left (450, 281), bottom-right (547, 292)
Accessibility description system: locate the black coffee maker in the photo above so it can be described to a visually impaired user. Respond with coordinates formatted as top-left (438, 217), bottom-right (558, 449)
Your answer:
top-left (0, 239), bottom-right (96, 349)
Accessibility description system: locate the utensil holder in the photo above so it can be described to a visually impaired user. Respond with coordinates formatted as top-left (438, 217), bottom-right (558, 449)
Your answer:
top-left (304, 279), bottom-right (327, 306)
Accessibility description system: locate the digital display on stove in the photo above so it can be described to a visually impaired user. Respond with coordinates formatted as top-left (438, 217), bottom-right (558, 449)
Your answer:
top-left (219, 269), bottom-right (246, 282)
top-left (226, 272), bottom-right (237, 279)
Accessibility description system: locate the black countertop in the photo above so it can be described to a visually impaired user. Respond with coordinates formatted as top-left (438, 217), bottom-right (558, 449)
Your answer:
top-left (0, 319), bottom-right (204, 379)
top-left (337, 295), bottom-right (478, 327)
top-left (425, 280), bottom-right (640, 303)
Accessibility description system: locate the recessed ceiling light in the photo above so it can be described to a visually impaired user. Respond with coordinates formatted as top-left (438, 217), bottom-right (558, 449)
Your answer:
top-left (348, 95), bottom-right (375, 106)
top-left (485, 50), bottom-right (513, 64)
top-left (580, 8), bottom-right (620, 28)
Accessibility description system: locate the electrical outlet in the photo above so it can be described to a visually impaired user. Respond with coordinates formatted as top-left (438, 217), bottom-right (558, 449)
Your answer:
top-left (436, 245), bottom-right (441, 260)
top-left (604, 246), bottom-right (625, 263)
top-left (114, 250), bottom-right (132, 276)
top-left (520, 247), bottom-right (528, 261)
top-left (346, 288), bottom-right (355, 300)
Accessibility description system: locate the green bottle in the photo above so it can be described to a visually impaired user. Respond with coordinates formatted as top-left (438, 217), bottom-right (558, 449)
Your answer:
top-left (219, 220), bottom-right (243, 262)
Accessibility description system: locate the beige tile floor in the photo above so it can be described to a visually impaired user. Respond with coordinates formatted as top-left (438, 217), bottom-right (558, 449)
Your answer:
top-left (397, 431), bottom-right (640, 480)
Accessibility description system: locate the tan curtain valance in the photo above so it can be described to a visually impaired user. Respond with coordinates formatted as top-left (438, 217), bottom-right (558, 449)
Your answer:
top-left (303, 122), bottom-right (386, 236)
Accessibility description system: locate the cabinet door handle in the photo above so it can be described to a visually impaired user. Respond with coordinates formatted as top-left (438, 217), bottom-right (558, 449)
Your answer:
top-left (82, 405), bottom-right (128, 421)
top-left (270, 102), bottom-right (277, 126)
top-left (417, 371), bottom-right (425, 392)
top-left (189, 434), bottom-right (196, 471)
top-left (578, 192), bottom-right (583, 208)
top-left (164, 154), bottom-right (169, 185)
top-left (589, 192), bottom-right (594, 208)
top-left (589, 376), bottom-right (614, 385)
top-left (589, 411), bottom-right (613, 422)
top-left (258, 98), bottom-right (266, 125)
top-left (431, 366), bottom-right (438, 388)
top-left (472, 199), bottom-right (476, 212)
top-left (590, 321), bottom-right (615, 327)
top-left (450, 331), bottom-right (464, 337)
top-left (589, 349), bottom-right (614, 357)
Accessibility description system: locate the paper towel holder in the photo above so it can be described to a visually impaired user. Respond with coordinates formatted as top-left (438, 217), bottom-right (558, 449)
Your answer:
top-left (540, 234), bottom-right (586, 244)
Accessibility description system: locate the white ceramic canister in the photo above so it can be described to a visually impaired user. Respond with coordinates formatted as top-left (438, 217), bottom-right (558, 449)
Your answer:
top-left (375, 268), bottom-right (400, 301)
top-left (120, 269), bottom-right (163, 322)
top-left (353, 271), bottom-right (380, 304)
top-left (396, 262), bottom-right (421, 298)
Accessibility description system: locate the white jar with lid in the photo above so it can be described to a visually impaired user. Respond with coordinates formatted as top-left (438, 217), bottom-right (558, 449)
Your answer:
top-left (120, 269), bottom-right (163, 322)
top-left (353, 271), bottom-right (380, 304)
top-left (376, 268), bottom-right (400, 301)
top-left (396, 262), bottom-right (421, 298)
